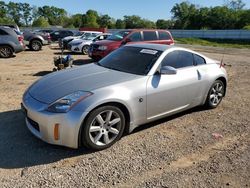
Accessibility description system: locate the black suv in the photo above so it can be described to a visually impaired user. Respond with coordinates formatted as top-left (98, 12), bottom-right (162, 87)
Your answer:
top-left (50, 30), bottom-right (74, 42)
top-left (0, 26), bottom-right (25, 58)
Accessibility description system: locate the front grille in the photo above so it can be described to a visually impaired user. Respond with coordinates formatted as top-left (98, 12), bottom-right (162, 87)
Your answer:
top-left (27, 117), bottom-right (40, 132)
top-left (91, 44), bottom-right (99, 51)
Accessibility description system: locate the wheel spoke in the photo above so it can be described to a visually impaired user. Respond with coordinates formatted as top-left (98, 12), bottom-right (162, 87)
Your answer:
top-left (212, 88), bottom-right (216, 93)
top-left (96, 114), bottom-right (105, 125)
top-left (218, 86), bottom-right (223, 92)
top-left (94, 132), bottom-right (102, 143)
top-left (103, 133), bottom-right (110, 144)
top-left (218, 93), bottom-right (223, 97)
top-left (109, 127), bottom-right (119, 135)
top-left (106, 111), bottom-right (113, 122)
top-left (90, 126), bottom-right (101, 133)
top-left (109, 118), bottom-right (121, 126)
top-left (210, 94), bottom-right (215, 100)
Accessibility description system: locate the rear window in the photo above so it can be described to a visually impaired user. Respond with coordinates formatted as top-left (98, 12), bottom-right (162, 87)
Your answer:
top-left (143, 31), bottom-right (158, 41)
top-left (194, 54), bottom-right (206, 65)
top-left (158, 31), bottom-right (171, 40)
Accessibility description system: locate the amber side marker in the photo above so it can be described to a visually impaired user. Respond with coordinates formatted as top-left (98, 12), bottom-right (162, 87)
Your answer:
top-left (54, 123), bottom-right (60, 140)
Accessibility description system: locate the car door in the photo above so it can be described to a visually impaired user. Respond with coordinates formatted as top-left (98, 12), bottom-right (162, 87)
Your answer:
top-left (146, 50), bottom-right (204, 120)
top-left (157, 31), bottom-right (174, 45)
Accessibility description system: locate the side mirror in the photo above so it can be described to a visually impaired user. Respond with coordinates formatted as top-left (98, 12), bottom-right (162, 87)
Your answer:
top-left (160, 66), bottom-right (177, 75)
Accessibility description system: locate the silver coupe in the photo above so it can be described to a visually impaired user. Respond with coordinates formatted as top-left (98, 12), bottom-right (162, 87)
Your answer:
top-left (22, 44), bottom-right (227, 150)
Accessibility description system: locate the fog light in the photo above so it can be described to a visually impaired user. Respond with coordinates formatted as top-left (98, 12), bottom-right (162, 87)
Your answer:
top-left (54, 123), bottom-right (60, 140)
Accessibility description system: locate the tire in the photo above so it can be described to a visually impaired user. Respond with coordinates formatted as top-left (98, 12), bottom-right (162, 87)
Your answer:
top-left (205, 80), bottom-right (225, 109)
top-left (0, 45), bottom-right (13, 58)
top-left (82, 106), bottom-right (125, 150)
top-left (82, 45), bottom-right (90, 55)
top-left (30, 40), bottom-right (42, 51)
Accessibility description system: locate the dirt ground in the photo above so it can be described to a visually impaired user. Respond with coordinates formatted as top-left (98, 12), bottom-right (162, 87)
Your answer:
top-left (0, 44), bottom-right (249, 188)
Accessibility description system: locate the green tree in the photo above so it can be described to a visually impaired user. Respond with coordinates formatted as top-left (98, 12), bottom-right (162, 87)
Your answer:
top-left (82, 9), bottom-right (99, 28)
top-left (171, 1), bottom-right (197, 29)
top-left (7, 2), bottom-right (22, 25)
top-left (98, 14), bottom-right (112, 28)
top-left (156, 19), bottom-right (173, 29)
top-left (226, 0), bottom-right (245, 10)
top-left (115, 19), bottom-right (126, 29)
top-left (20, 3), bottom-right (32, 26)
top-left (71, 14), bottom-right (82, 28)
top-left (38, 6), bottom-right (67, 25)
top-left (32, 16), bottom-right (50, 27)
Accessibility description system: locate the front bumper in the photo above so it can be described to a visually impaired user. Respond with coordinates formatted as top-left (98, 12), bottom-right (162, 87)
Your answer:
top-left (22, 92), bottom-right (88, 148)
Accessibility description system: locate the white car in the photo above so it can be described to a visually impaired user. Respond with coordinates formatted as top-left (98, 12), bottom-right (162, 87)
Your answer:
top-left (68, 33), bottom-right (111, 54)
top-left (60, 31), bottom-right (102, 49)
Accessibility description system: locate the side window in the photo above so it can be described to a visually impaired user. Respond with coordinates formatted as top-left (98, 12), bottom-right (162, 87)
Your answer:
top-left (143, 31), bottom-right (157, 41)
top-left (194, 54), bottom-right (206, 65)
top-left (177, 51), bottom-right (194, 68)
top-left (161, 50), bottom-right (194, 69)
top-left (0, 29), bottom-right (8, 35)
top-left (128, 32), bottom-right (142, 42)
top-left (161, 51), bottom-right (179, 68)
top-left (158, 31), bottom-right (171, 40)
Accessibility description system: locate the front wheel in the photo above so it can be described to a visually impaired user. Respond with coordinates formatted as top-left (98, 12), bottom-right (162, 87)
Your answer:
top-left (82, 45), bottom-right (89, 55)
top-left (205, 80), bottom-right (225, 109)
top-left (82, 106), bottom-right (125, 150)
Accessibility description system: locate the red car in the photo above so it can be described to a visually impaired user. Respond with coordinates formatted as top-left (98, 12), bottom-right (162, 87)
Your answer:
top-left (88, 29), bottom-right (174, 60)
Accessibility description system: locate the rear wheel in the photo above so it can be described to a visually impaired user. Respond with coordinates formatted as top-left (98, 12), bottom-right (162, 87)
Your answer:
top-left (30, 40), bottom-right (42, 51)
top-left (82, 106), bottom-right (125, 150)
top-left (0, 45), bottom-right (13, 58)
top-left (205, 80), bottom-right (225, 108)
top-left (82, 45), bottom-right (90, 55)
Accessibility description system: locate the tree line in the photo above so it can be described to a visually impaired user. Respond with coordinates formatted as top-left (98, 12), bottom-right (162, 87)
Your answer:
top-left (0, 0), bottom-right (249, 29)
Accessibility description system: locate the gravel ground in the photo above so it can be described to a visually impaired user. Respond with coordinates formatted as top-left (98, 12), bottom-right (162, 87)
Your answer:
top-left (0, 44), bottom-right (249, 188)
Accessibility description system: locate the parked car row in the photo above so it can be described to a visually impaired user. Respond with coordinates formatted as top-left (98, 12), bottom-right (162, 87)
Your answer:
top-left (60, 29), bottom-right (175, 61)
top-left (0, 25), bottom-right (84, 58)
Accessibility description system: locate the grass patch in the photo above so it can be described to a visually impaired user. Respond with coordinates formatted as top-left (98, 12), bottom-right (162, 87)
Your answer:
top-left (175, 38), bottom-right (250, 49)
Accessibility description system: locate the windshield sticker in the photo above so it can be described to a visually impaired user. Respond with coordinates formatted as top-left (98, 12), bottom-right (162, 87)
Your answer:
top-left (140, 49), bottom-right (158, 55)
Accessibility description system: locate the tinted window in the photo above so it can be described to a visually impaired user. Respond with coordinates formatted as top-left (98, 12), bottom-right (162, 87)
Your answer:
top-left (158, 31), bottom-right (171, 40)
top-left (143, 31), bottom-right (157, 41)
top-left (129, 32), bottom-right (142, 42)
top-left (194, 54), bottom-right (206, 65)
top-left (0, 29), bottom-right (8, 35)
top-left (162, 50), bottom-right (194, 69)
top-left (108, 31), bottom-right (131, 41)
top-left (98, 46), bottom-right (162, 75)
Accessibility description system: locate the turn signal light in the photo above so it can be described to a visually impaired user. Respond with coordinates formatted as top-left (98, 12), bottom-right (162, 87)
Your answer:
top-left (54, 123), bottom-right (60, 140)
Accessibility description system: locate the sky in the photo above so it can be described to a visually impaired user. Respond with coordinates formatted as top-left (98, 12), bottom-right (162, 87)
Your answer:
top-left (4, 0), bottom-right (250, 21)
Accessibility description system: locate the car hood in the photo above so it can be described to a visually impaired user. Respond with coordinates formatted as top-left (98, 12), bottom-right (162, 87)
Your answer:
top-left (63, 36), bottom-right (78, 40)
top-left (70, 39), bottom-right (90, 44)
top-left (28, 63), bottom-right (139, 104)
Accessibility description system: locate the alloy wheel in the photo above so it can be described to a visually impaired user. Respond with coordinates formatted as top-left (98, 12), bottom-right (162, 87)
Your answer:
top-left (209, 82), bottom-right (224, 106)
top-left (0, 46), bottom-right (12, 58)
top-left (89, 110), bottom-right (121, 146)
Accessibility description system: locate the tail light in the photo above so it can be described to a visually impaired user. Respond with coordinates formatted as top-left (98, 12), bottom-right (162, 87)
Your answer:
top-left (18, 35), bottom-right (25, 46)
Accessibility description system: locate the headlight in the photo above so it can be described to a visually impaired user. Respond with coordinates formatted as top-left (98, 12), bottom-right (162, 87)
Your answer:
top-left (98, 45), bottom-right (108, 51)
top-left (47, 91), bottom-right (92, 113)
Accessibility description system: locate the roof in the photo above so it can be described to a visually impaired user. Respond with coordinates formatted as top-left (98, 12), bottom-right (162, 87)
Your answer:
top-left (126, 43), bottom-right (174, 52)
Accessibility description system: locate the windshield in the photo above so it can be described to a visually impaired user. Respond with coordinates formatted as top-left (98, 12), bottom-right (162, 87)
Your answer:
top-left (107, 31), bottom-right (131, 41)
top-left (74, 31), bottom-right (83, 36)
top-left (97, 46), bottom-right (162, 75)
top-left (80, 33), bottom-right (99, 40)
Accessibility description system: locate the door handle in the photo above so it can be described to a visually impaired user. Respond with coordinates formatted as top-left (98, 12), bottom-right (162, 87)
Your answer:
top-left (197, 70), bottom-right (202, 80)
